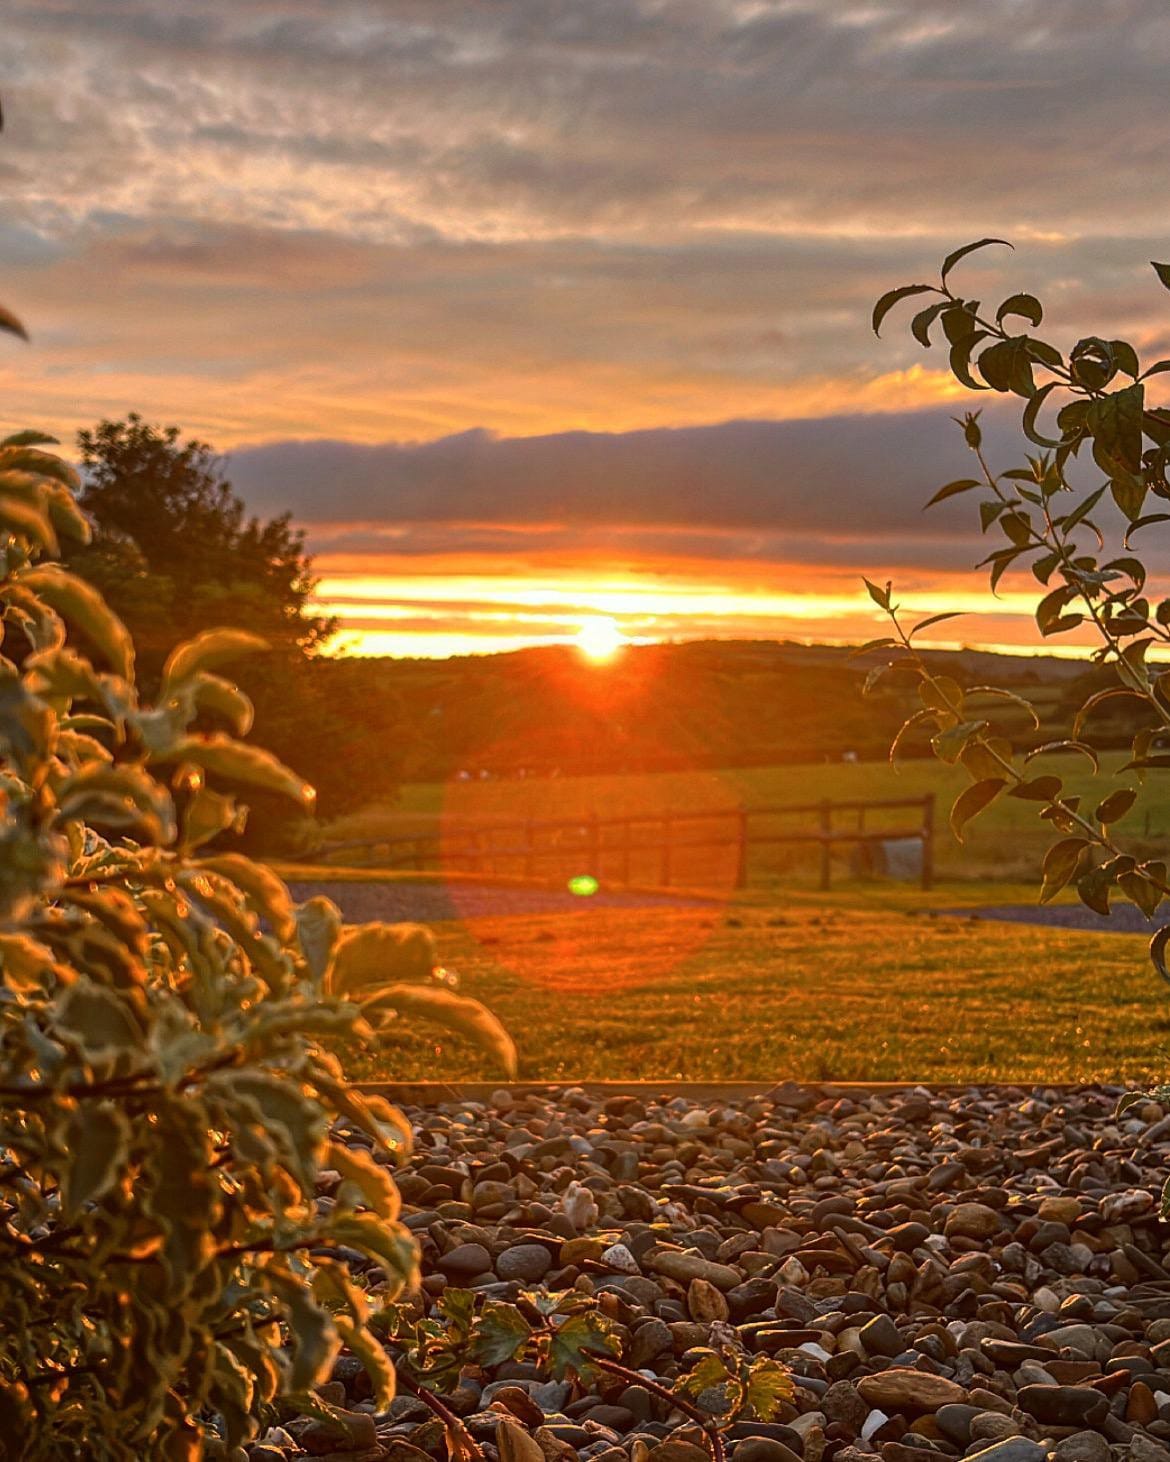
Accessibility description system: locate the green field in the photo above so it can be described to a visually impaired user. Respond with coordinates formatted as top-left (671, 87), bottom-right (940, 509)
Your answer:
top-left (328, 751), bottom-right (1170, 886)
top-left (318, 757), bottom-right (1170, 1085)
top-left (342, 879), bottom-right (1170, 1085)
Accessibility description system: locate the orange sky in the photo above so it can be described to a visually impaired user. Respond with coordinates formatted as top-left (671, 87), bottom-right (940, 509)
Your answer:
top-left (6, 4), bottom-right (1170, 660)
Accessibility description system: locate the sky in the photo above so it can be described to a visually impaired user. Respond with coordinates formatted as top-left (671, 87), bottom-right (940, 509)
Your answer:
top-left (4, 1), bottom-right (1170, 657)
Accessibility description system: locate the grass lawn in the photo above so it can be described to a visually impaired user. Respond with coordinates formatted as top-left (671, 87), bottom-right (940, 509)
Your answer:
top-left (343, 879), bottom-right (1170, 1087)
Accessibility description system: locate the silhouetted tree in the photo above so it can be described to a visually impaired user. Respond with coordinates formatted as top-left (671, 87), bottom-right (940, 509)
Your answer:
top-left (67, 413), bottom-right (333, 672)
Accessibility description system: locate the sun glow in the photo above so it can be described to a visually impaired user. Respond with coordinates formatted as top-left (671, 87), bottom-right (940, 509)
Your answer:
top-left (575, 617), bottom-right (626, 663)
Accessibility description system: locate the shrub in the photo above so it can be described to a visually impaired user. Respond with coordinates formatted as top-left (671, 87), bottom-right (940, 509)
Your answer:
top-left (0, 312), bottom-right (514, 1456)
top-left (871, 241), bottom-right (1170, 969)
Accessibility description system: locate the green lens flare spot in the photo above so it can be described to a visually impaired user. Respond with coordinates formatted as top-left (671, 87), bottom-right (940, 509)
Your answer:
top-left (568, 874), bottom-right (599, 897)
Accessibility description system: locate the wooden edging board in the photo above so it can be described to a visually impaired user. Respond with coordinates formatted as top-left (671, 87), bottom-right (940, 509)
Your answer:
top-left (356, 1079), bottom-right (1114, 1105)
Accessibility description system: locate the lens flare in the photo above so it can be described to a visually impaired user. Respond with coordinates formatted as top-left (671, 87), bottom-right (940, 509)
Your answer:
top-left (568, 874), bottom-right (600, 897)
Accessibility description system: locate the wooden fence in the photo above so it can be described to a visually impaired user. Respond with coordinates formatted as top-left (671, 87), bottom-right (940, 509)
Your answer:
top-left (314, 793), bottom-right (936, 892)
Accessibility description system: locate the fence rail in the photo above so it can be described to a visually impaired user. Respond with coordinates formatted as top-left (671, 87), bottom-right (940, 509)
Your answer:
top-left (313, 793), bottom-right (936, 891)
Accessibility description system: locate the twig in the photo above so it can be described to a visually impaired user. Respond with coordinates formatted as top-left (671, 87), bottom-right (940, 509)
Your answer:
top-left (584, 1351), bottom-right (727, 1462)
top-left (396, 1370), bottom-right (485, 1462)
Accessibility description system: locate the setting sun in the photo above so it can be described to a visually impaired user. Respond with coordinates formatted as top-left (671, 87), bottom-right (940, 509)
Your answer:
top-left (575, 616), bottom-right (626, 663)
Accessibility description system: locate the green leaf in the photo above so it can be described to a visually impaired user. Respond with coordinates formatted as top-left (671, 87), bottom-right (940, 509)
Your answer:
top-left (908, 612), bottom-right (966, 637)
top-left (165, 734), bottom-right (315, 808)
top-left (1151, 924), bottom-right (1170, 986)
top-left (949, 779), bottom-right (1006, 843)
top-left (848, 637), bottom-right (898, 658)
top-left (910, 300), bottom-right (948, 347)
top-left (61, 1103), bottom-right (131, 1216)
top-left (297, 896), bottom-right (343, 985)
top-left (744, 1358), bottom-right (796, 1421)
top-left (548, 1310), bottom-right (620, 1381)
top-left (1153, 262), bottom-right (1170, 291)
top-left (0, 304), bottom-right (28, 340)
top-left (1096, 789), bottom-right (1137, 826)
top-left (473, 1301), bottom-right (533, 1366)
top-left (334, 1316), bottom-right (396, 1410)
top-left (872, 284), bottom-right (934, 336)
top-left (161, 628), bottom-right (270, 691)
top-left (931, 721), bottom-right (988, 764)
top-left (54, 981), bottom-right (145, 1057)
top-left (1059, 485), bottom-right (1106, 535)
top-left (1124, 513), bottom-right (1170, 548)
top-left (963, 685), bottom-right (1040, 728)
top-left (1119, 871), bottom-right (1162, 919)
top-left (1009, 776), bottom-right (1063, 803)
top-left (862, 577), bottom-right (891, 610)
top-left (1040, 837), bottom-right (1089, 903)
top-left (1073, 686), bottom-right (1146, 738)
top-left (996, 293), bottom-right (1043, 328)
top-left (941, 237), bottom-right (1012, 282)
top-left (267, 1270), bottom-right (339, 1395)
top-left (1025, 740), bottom-right (1099, 772)
top-left (924, 479), bottom-right (980, 508)
top-left (327, 923), bottom-right (437, 995)
top-left (19, 566), bottom-right (134, 679)
top-left (199, 853), bottom-right (296, 942)
top-left (0, 430), bottom-right (57, 448)
top-left (889, 708), bottom-right (935, 764)
top-left (360, 985), bottom-right (517, 1076)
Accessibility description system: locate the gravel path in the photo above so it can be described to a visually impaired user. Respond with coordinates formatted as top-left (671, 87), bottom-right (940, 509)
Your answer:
top-left (951, 906), bottom-right (1168, 936)
top-left (261, 1082), bottom-right (1170, 1462)
top-left (285, 878), bottom-right (711, 924)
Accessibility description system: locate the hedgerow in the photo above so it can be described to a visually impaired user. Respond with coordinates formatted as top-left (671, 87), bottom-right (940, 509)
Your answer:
top-left (0, 293), bottom-right (514, 1457)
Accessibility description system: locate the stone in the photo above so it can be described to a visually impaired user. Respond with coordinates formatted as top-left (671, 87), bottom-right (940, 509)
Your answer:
top-left (732, 1440), bottom-right (802, 1462)
top-left (601, 1243), bottom-right (641, 1275)
top-left (859, 1315), bottom-right (903, 1358)
top-left (821, 1380), bottom-right (868, 1432)
top-left (1016, 1384), bottom-right (1108, 1428)
top-left (647, 1444), bottom-right (710, 1462)
top-left (299, 1411), bottom-right (378, 1455)
top-left (856, 1370), bottom-right (967, 1412)
top-left (688, 1277), bottom-right (730, 1322)
top-left (964, 1443), bottom-right (1047, 1462)
top-left (934, 1404), bottom-right (979, 1445)
top-left (1052, 1433), bottom-right (1113, 1462)
top-left (497, 1418), bottom-right (547, 1462)
top-left (438, 1242), bottom-right (493, 1278)
top-left (497, 1244), bottom-right (553, 1282)
top-left (648, 1250), bottom-right (742, 1291)
top-left (944, 1203), bottom-right (1003, 1240)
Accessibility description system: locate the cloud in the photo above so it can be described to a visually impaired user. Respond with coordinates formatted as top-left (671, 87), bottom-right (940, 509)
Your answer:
top-left (228, 405), bottom-right (1035, 576)
top-left (2, 0), bottom-right (1170, 456)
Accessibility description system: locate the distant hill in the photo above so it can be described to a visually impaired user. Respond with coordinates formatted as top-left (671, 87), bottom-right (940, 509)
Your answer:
top-left (302, 638), bottom-right (1132, 790)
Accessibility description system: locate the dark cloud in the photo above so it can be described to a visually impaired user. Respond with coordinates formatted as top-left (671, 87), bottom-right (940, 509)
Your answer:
top-left (229, 405), bottom-right (1033, 575)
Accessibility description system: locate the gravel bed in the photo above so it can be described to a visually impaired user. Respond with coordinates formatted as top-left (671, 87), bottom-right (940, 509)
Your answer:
top-left (945, 907), bottom-right (1168, 936)
top-left (285, 879), bottom-right (711, 924)
top-left (250, 1083), bottom-right (1170, 1462)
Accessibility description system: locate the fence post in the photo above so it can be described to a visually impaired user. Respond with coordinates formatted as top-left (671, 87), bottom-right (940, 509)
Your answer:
top-left (921, 793), bottom-right (935, 891)
top-left (819, 800), bottom-right (832, 891)
top-left (734, 809), bottom-right (749, 889)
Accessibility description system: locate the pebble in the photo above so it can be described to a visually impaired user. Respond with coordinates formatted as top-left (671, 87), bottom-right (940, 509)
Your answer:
top-left (496, 1243), bottom-right (553, 1282)
top-left (257, 1082), bottom-right (1170, 1462)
